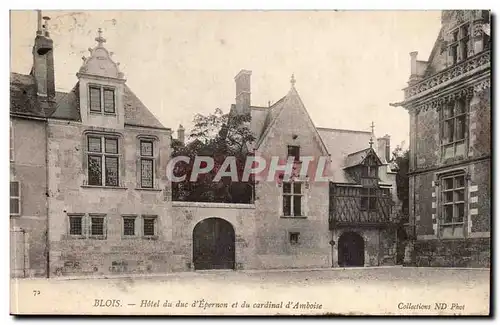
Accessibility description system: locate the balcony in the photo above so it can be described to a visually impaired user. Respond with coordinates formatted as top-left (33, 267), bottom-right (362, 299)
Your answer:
top-left (329, 183), bottom-right (399, 229)
top-left (403, 50), bottom-right (490, 101)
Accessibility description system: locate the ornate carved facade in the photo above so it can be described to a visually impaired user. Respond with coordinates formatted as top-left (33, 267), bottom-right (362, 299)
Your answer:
top-left (392, 10), bottom-right (491, 268)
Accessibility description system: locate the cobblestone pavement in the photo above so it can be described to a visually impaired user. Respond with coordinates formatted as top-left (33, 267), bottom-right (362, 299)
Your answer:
top-left (11, 267), bottom-right (490, 316)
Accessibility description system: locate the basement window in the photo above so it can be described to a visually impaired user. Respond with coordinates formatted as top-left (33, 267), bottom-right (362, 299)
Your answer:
top-left (289, 232), bottom-right (300, 245)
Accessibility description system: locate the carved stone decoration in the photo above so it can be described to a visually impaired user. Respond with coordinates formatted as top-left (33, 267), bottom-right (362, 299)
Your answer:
top-left (404, 50), bottom-right (490, 99)
top-left (416, 87), bottom-right (474, 113)
top-left (77, 28), bottom-right (124, 80)
top-left (473, 23), bottom-right (484, 37)
top-left (473, 79), bottom-right (491, 93)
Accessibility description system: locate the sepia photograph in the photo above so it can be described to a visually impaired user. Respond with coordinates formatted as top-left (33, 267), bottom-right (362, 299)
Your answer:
top-left (8, 7), bottom-right (491, 316)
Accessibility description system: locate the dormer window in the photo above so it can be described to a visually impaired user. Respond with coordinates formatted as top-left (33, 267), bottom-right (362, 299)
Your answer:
top-left (449, 23), bottom-right (470, 65)
top-left (89, 85), bottom-right (115, 114)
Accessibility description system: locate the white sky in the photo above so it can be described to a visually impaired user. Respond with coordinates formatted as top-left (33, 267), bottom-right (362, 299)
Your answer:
top-left (10, 10), bottom-right (442, 150)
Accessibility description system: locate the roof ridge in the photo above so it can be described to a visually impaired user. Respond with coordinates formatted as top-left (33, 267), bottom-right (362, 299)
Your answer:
top-left (317, 127), bottom-right (371, 134)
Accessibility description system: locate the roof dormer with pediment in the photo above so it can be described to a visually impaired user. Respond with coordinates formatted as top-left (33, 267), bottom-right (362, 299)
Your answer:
top-left (76, 28), bottom-right (126, 129)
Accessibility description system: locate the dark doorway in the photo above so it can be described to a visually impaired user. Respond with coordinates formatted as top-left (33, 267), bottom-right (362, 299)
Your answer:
top-left (396, 227), bottom-right (409, 265)
top-left (338, 231), bottom-right (365, 267)
top-left (193, 218), bottom-right (235, 270)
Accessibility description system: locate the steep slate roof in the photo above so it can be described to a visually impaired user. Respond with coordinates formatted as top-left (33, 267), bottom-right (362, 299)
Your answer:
top-left (254, 87), bottom-right (329, 155)
top-left (10, 72), bottom-right (44, 117)
top-left (317, 128), bottom-right (373, 183)
top-left (123, 85), bottom-right (165, 129)
top-left (344, 147), bottom-right (383, 169)
top-left (11, 73), bottom-right (166, 129)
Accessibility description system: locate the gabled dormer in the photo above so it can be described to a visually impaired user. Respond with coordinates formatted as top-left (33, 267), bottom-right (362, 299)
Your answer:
top-left (344, 146), bottom-right (383, 186)
top-left (76, 28), bottom-right (126, 129)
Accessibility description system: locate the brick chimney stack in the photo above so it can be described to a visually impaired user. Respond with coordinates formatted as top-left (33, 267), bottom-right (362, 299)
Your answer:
top-left (32, 10), bottom-right (55, 100)
top-left (234, 69), bottom-right (252, 115)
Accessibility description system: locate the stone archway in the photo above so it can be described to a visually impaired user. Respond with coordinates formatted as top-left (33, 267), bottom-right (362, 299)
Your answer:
top-left (192, 218), bottom-right (235, 270)
top-left (338, 231), bottom-right (365, 267)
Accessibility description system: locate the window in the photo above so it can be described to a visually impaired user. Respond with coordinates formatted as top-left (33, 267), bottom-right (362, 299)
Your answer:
top-left (362, 165), bottom-right (377, 178)
top-left (89, 85), bottom-right (115, 113)
top-left (90, 216), bottom-right (105, 236)
top-left (360, 188), bottom-right (377, 211)
top-left (143, 216), bottom-right (157, 237)
top-left (69, 215), bottom-right (83, 235)
top-left (140, 140), bottom-right (154, 188)
top-left (287, 145), bottom-right (300, 162)
top-left (10, 181), bottom-right (21, 216)
top-left (87, 135), bottom-right (120, 186)
top-left (123, 216), bottom-right (136, 236)
top-left (289, 232), bottom-right (300, 245)
top-left (441, 98), bottom-right (468, 160)
top-left (440, 173), bottom-right (466, 237)
top-left (283, 182), bottom-right (303, 217)
top-left (449, 23), bottom-right (470, 65)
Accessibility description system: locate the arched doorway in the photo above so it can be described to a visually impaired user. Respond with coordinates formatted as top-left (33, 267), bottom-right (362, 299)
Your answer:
top-left (338, 231), bottom-right (365, 267)
top-left (193, 218), bottom-right (235, 270)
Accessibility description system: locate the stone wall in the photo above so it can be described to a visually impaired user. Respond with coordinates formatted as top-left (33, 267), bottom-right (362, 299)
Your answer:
top-left (414, 238), bottom-right (490, 267)
top-left (10, 117), bottom-right (48, 277)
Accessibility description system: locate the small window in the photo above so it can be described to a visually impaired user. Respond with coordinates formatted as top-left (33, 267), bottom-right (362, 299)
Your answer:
top-left (10, 181), bottom-right (21, 216)
top-left (287, 145), bottom-right (300, 162)
top-left (10, 120), bottom-right (14, 161)
top-left (143, 216), bottom-right (157, 237)
top-left (90, 216), bottom-right (105, 236)
top-left (289, 232), bottom-right (300, 245)
top-left (123, 217), bottom-right (136, 236)
top-left (69, 216), bottom-right (83, 235)
top-left (440, 98), bottom-right (468, 160)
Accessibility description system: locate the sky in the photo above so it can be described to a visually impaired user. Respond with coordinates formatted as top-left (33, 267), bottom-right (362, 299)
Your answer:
top-left (10, 10), bottom-right (442, 150)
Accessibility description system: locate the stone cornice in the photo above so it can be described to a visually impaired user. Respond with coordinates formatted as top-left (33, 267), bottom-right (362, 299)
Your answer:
top-left (403, 50), bottom-right (490, 100)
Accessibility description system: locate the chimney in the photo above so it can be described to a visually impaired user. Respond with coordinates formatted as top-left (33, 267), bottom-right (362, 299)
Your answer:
top-left (177, 124), bottom-right (185, 145)
top-left (32, 11), bottom-right (55, 100)
top-left (377, 134), bottom-right (391, 163)
top-left (408, 51), bottom-right (419, 86)
top-left (234, 70), bottom-right (251, 115)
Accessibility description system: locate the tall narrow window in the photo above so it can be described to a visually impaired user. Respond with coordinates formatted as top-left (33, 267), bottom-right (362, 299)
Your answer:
top-left (140, 140), bottom-right (154, 188)
top-left (360, 188), bottom-right (377, 211)
top-left (440, 173), bottom-right (466, 237)
top-left (123, 216), bottom-right (136, 236)
top-left (441, 98), bottom-right (468, 160)
top-left (103, 88), bottom-right (116, 113)
top-left (143, 216), bottom-right (157, 237)
top-left (449, 23), bottom-right (470, 65)
top-left (283, 182), bottom-right (303, 217)
top-left (287, 145), bottom-right (300, 162)
top-left (10, 181), bottom-right (21, 216)
top-left (87, 135), bottom-right (120, 187)
top-left (89, 86), bottom-right (102, 112)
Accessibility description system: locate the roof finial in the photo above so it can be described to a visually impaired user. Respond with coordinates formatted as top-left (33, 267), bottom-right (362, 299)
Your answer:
top-left (290, 73), bottom-right (296, 87)
top-left (95, 28), bottom-right (106, 46)
top-left (369, 121), bottom-right (375, 148)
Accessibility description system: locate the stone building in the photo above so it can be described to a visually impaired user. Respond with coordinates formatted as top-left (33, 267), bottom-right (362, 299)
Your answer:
top-left (11, 12), bottom-right (403, 277)
top-left (392, 10), bottom-right (491, 267)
